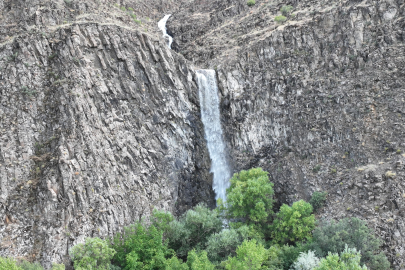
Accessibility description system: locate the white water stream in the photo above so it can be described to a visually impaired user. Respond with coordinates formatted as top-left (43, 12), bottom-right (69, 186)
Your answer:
top-left (158, 15), bottom-right (173, 49)
top-left (196, 70), bottom-right (231, 203)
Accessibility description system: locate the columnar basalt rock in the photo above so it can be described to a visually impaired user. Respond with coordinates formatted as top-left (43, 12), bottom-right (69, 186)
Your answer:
top-left (0, 1), bottom-right (214, 267)
top-left (169, 0), bottom-right (405, 267)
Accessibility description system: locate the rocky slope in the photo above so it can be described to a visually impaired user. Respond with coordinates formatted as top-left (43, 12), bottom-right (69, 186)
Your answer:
top-left (0, 0), bottom-right (215, 268)
top-left (168, 0), bottom-right (405, 267)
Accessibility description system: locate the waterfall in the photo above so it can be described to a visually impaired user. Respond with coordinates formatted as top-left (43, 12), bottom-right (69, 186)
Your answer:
top-left (196, 70), bottom-right (231, 203)
top-left (158, 15), bottom-right (173, 49)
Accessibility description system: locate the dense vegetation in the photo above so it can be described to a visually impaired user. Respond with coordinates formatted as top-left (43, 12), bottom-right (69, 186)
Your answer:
top-left (0, 168), bottom-right (390, 270)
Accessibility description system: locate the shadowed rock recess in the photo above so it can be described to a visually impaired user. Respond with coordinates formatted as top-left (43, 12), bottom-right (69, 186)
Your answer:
top-left (1, 0), bottom-right (405, 268)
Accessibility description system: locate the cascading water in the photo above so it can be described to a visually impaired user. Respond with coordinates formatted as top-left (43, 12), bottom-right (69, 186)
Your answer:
top-left (196, 70), bottom-right (231, 203)
top-left (158, 15), bottom-right (173, 49)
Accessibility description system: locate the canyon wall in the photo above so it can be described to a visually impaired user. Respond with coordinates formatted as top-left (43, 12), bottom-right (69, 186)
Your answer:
top-left (0, 0), bottom-right (214, 268)
top-left (169, 0), bottom-right (405, 267)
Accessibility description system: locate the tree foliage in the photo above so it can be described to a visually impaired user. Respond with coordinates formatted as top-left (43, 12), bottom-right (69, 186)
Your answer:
top-left (222, 168), bottom-right (274, 237)
top-left (187, 250), bottom-right (215, 270)
top-left (271, 200), bottom-right (315, 245)
top-left (290, 250), bottom-right (320, 270)
top-left (70, 237), bottom-right (116, 270)
top-left (223, 239), bottom-right (269, 270)
top-left (0, 257), bottom-right (22, 270)
top-left (314, 246), bottom-right (368, 270)
top-left (310, 218), bottom-right (390, 270)
top-left (167, 204), bottom-right (223, 258)
top-left (309, 191), bottom-right (327, 212)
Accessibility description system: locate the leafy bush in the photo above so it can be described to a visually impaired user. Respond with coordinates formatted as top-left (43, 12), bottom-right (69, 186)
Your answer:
top-left (187, 250), bottom-right (215, 270)
top-left (247, 0), bottom-right (256, 6)
top-left (0, 257), bottom-right (22, 270)
top-left (310, 218), bottom-right (390, 270)
top-left (70, 237), bottom-right (116, 270)
top-left (165, 257), bottom-right (189, 270)
top-left (223, 239), bottom-right (268, 270)
top-left (18, 261), bottom-right (43, 270)
top-left (111, 222), bottom-right (173, 269)
top-left (314, 246), bottom-right (367, 270)
top-left (280, 5), bottom-right (293, 16)
top-left (271, 200), bottom-right (315, 245)
top-left (309, 191), bottom-right (327, 212)
top-left (205, 228), bottom-right (247, 263)
top-left (167, 204), bottom-right (223, 258)
top-left (278, 243), bottom-right (311, 270)
top-left (290, 250), bottom-right (320, 270)
top-left (51, 264), bottom-right (65, 270)
top-left (274, 15), bottom-right (287, 24)
top-left (262, 245), bottom-right (284, 270)
top-left (221, 168), bottom-right (274, 237)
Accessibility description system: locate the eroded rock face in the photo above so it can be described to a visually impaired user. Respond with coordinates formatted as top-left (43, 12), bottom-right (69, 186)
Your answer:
top-left (0, 2), bottom-right (214, 267)
top-left (169, 0), bottom-right (405, 267)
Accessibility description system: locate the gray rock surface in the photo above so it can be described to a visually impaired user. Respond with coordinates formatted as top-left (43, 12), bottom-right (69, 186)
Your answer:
top-left (169, 0), bottom-right (405, 267)
top-left (1, 0), bottom-right (405, 268)
top-left (0, 0), bottom-right (214, 267)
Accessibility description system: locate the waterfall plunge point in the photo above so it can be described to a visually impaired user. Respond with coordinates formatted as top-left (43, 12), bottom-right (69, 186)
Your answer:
top-left (196, 70), bottom-right (231, 203)
top-left (158, 15), bottom-right (173, 49)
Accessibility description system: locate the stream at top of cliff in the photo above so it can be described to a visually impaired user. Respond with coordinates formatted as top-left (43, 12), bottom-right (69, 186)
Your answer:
top-left (196, 70), bottom-right (231, 203)
top-left (158, 15), bottom-right (173, 49)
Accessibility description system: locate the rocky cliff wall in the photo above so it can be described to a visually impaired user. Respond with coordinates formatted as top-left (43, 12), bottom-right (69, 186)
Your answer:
top-left (169, 0), bottom-right (405, 267)
top-left (0, 1), bottom-right (214, 267)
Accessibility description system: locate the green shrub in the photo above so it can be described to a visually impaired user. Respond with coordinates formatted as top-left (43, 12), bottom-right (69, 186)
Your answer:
top-left (221, 168), bottom-right (274, 238)
top-left (314, 246), bottom-right (367, 270)
top-left (309, 191), bottom-right (327, 212)
top-left (187, 250), bottom-right (215, 270)
top-left (167, 204), bottom-right (223, 258)
top-left (310, 218), bottom-right (390, 270)
top-left (223, 239), bottom-right (268, 270)
top-left (263, 245), bottom-right (284, 270)
top-left (70, 237), bottom-right (116, 270)
top-left (247, 0), bottom-right (256, 6)
top-left (18, 261), bottom-right (43, 270)
top-left (290, 250), bottom-right (320, 270)
top-left (278, 243), bottom-right (311, 270)
top-left (271, 200), bottom-right (315, 245)
top-left (274, 15), bottom-right (287, 24)
top-left (165, 257), bottom-right (189, 270)
top-left (280, 5), bottom-right (293, 16)
top-left (51, 264), bottom-right (65, 270)
top-left (205, 228), bottom-right (246, 263)
top-left (0, 257), bottom-right (22, 270)
top-left (111, 222), bottom-right (173, 269)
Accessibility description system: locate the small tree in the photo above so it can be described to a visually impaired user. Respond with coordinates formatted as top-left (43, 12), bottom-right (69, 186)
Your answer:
top-left (205, 227), bottom-right (248, 263)
top-left (111, 223), bottom-right (173, 269)
top-left (222, 168), bottom-right (275, 237)
top-left (310, 218), bottom-right (390, 270)
top-left (70, 238), bottom-right (116, 270)
top-left (309, 191), bottom-right (327, 212)
top-left (271, 200), bottom-right (315, 245)
top-left (187, 250), bottom-right (215, 270)
top-left (166, 204), bottom-right (223, 258)
top-left (223, 239), bottom-right (269, 270)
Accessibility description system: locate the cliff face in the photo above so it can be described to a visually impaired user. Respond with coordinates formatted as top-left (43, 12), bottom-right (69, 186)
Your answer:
top-left (169, 0), bottom-right (405, 267)
top-left (0, 0), bottom-right (214, 267)
top-left (1, 0), bottom-right (405, 268)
